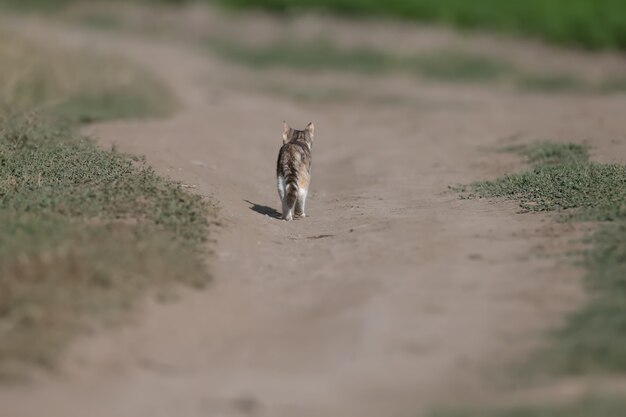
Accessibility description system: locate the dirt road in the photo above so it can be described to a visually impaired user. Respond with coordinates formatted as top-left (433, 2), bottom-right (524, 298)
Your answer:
top-left (3, 11), bottom-right (626, 417)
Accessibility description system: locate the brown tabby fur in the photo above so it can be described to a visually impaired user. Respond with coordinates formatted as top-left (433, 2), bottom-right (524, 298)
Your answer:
top-left (276, 121), bottom-right (314, 221)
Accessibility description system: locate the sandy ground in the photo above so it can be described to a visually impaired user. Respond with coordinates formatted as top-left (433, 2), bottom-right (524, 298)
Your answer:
top-left (3, 9), bottom-right (626, 417)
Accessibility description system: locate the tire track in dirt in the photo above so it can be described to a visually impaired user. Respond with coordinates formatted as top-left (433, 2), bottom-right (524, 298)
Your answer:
top-left (5, 15), bottom-right (622, 417)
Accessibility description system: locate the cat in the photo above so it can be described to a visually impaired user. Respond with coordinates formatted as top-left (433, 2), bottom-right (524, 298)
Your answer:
top-left (276, 121), bottom-right (314, 221)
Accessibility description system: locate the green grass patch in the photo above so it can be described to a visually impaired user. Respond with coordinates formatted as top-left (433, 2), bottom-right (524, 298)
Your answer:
top-left (0, 0), bottom-right (72, 10)
top-left (0, 33), bottom-right (211, 378)
top-left (72, 11), bottom-right (125, 30)
top-left (408, 49), bottom-right (515, 82)
top-left (209, 39), bottom-right (394, 75)
top-left (445, 142), bottom-right (626, 416)
top-left (2, 1), bottom-right (626, 51)
top-left (469, 143), bottom-right (626, 219)
top-left (209, 38), bottom-right (610, 93)
top-left (0, 113), bottom-right (212, 379)
top-left (597, 77), bottom-right (626, 94)
top-left (515, 142), bottom-right (589, 166)
top-left (517, 73), bottom-right (588, 93)
top-left (214, 0), bottom-right (626, 52)
top-left (209, 39), bottom-right (522, 83)
top-left (430, 396), bottom-right (626, 417)
top-left (462, 142), bottom-right (626, 375)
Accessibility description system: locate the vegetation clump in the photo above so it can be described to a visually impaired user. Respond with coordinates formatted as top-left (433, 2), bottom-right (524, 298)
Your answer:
top-left (0, 33), bottom-right (209, 378)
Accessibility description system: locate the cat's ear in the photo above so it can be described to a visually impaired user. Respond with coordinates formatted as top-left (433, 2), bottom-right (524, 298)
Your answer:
top-left (282, 121), bottom-right (291, 144)
top-left (305, 122), bottom-right (314, 137)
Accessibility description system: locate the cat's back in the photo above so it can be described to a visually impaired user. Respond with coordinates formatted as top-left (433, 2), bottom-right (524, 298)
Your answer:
top-left (277, 141), bottom-right (311, 177)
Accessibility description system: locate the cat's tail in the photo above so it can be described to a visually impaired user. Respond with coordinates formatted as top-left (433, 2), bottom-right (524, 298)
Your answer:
top-left (285, 180), bottom-right (298, 211)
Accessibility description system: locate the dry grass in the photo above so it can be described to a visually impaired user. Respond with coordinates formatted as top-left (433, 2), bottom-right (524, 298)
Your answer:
top-left (0, 32), bottom-right (211, 379)
top-left (0, 31), bottom-right (176, 123)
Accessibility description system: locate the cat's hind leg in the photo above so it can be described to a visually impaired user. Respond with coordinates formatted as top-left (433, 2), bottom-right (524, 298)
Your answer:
top-left (283, 183), bottom-right (297, 221)
top-left (282, 198), bottom-right (293, 221)
top-left (295, 188), bottom-right (307, 218)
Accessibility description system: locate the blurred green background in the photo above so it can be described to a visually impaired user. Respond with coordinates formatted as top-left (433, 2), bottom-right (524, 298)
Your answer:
top-left (3, 0), bottom-right (626, 51)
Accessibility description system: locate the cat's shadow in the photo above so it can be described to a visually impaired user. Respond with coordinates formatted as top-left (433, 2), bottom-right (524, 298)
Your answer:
top-left (244, 199), bottom-right (282, 219)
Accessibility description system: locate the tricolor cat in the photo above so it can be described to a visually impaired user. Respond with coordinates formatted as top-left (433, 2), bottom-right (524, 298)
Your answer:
top-left (276, 121), bottom-right (314, 221)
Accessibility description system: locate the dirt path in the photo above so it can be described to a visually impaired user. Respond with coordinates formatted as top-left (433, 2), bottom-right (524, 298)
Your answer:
top-left (4, 13), bottom-right (626, 417)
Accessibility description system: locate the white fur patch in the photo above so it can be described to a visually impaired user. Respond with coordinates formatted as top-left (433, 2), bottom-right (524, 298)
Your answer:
top-left (278, 175), bottom-right (286, 199)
